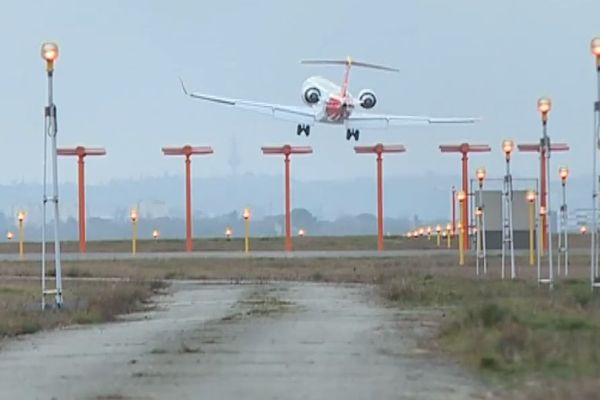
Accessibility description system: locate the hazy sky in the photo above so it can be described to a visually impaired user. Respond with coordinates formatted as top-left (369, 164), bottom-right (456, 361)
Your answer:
top-left (0, 0), bottom-right (598, 185)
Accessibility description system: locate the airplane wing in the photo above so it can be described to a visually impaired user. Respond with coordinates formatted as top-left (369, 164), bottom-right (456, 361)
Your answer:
top-left (180, 79), bottom-right (317, 124)
top-left (346, 113), bottom-right (480, 129)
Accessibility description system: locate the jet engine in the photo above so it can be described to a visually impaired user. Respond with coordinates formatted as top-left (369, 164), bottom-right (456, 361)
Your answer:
top-left (302, 87), bottom-right (321, 105)
top-left (358, 89), bottom-right (377, 109)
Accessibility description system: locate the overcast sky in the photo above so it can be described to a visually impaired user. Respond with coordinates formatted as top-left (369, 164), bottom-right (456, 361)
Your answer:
top-left (0, 0), bottom-right (598, 185)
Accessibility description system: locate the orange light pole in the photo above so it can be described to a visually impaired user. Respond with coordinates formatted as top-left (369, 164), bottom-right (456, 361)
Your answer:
top-left (355, 143), bottom-right (406, 251)
top-left (517, 142), bottom-right (569, 252)
top-left (261, 145), bottom-right (313, 252)
top-left (439, 143), bottom-right (491, 251)
top-left (57, 146), bottom-right (106, 253)
top-left (162, 145), bottom-right (214, 252)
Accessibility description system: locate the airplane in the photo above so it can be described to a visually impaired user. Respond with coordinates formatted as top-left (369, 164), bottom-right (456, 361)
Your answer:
top-left (180, 57), bottom-right (479, 141)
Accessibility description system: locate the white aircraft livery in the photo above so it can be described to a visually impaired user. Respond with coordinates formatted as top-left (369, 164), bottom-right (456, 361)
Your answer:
top-left (181, 57), bottom-right (479, 141)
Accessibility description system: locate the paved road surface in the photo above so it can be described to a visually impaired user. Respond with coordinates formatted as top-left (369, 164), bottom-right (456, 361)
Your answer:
top-left (0, 282), bottom-right (484, 399)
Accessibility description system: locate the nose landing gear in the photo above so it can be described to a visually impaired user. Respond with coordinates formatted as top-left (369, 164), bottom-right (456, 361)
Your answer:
top-left (346, 129), bottom-right (360, 141)
top-left (297, 124), bottom-right (311, 136)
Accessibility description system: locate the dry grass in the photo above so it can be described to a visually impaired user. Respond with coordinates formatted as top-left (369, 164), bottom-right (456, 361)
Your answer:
top-left (0, 279), bottom-right (166, 338)
top-left (379, 272), bottom-right (600, 398)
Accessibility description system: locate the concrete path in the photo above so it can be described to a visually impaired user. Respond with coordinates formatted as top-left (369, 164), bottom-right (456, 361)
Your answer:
top-left (0, 282), bottom-right (484, 399)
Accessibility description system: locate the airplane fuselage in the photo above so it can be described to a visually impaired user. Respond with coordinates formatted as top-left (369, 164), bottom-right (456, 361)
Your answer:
top-left (302, 76), bottom-right (355, 124)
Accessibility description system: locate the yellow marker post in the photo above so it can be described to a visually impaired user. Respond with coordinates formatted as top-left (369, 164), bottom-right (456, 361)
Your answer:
top-left (130, 208), bottom-right (138, 255)
top-left (17, 211), bottom-right (25, 259)
top-left (526, 191), bottom-right (536, 266)
top-left (243, 208), bottom-right (251, 254)
top-left (457, 191), bottom-right (466, 266)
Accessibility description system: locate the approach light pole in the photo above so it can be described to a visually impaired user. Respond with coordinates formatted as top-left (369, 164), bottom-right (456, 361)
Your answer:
top-left (57, 146), bottom-right (106, 253)
top-left (475, 167), bottom-right (487, 276)
top-left (526, 190), bottom-right (537, 267)
top-left (537, 97), bottom-right (555, 288)
top-left (261, 145), bottom-right (313, 252)
top-left (517, 142), bottom-right (569, 255)
top-left (41, 42), bottom-right (63, 309)
top-left (355, 143), bottom-right (406, 251)
top-left (558, 166), bottom-right (570, 276)
top-left (130, 208), bottom-right (138, 255)
top-left (243, 208), bottom-right (251, 254)
top-left (435, 224), bottom-right (442, 247)
top-left (457, 191), bottom-right (466, 266)
top-left (590, 37), bottom-right (600, 290)
top-left (446, 222), bottom-right (452, 248)
top-left (17, 211), bottom-right (25, 259)
top-left (162, 145), bottom-right (214, 252)
top-left (439, 143), bottom-right (491, 251)
top-left (502, 139), bottom-right (516, 280)
top-left (451, 186), bottom-right (456, 235)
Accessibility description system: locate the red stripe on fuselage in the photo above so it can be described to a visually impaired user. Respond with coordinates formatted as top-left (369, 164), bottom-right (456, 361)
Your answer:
top-left (325, 96), bottom-right (353, 121)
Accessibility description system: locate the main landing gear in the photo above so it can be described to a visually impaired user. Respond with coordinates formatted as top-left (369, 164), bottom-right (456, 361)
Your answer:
top-left (346, 129), bottom-right (360, 141)
top-left (297, 124), bottom-right (310, 136)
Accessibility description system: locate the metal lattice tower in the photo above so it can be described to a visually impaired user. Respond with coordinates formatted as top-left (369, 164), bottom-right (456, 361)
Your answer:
top-left (501, 149), bottom-right (516, 280)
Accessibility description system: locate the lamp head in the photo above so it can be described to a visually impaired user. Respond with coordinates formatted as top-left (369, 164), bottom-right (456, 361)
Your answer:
top-left (243, 208), bottom-right (251, 221)
top-left (457, 190), bottom-right (466, 202)
top-left (591, 37), bottom-right (600, 67)
top-left (526, 190), bottom-right (536, 203)
top-left (537, 97), bottom-right (552, 122)
top-left (130, 209), bottom-right (138, 222)
top-left (475, 207), bottom-right (483, 216)
top-left (152, 229), bottom-right (160, 240)
top-left (17, 211), bottom-right (25, 223)
top-left (436, 224), bottom-right (441, 233)
top-left (559, 166), bottom-right (569, 183)
top-left (502, 139), bottom-right (514, 158)
top-left (475, 167), bottom-right (486, 184)
top-left (298, 228), bottom-right (305, 237)
top-left (6, 232), bottom-right (14, 241)
top-left (580, 225), bottom-right (588, 235)
top-left (41, 42), bottom-right (59, 72)
top-left (539, 206), bottom-right (547, 216)
top-left (446, 223), bottom-right (452, 231)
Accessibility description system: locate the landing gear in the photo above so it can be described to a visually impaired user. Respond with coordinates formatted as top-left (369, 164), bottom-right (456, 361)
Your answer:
top-left (346, 129), bottom-right (360, 141)
top-left (297, 124), bottom-right (310, 137)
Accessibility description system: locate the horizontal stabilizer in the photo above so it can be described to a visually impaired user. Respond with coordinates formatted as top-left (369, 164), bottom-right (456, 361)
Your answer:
top-left (301, 58), bottom-right (398, 72)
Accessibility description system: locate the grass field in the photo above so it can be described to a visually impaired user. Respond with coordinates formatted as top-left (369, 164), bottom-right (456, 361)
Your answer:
top-left (0, 232), bottom-right (591, 255)
top-left (0, 279), bottom-right (165, 338)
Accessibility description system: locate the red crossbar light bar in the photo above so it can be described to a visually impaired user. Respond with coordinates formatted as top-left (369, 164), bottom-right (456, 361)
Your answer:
top-left (354, 144), bottom-right (406, 154)
top-left (161, 145), bottom-right (214, 156)
top-left (260, 145), bottom-right (313, 155)
top-left (517, 143), bottom-right (570, 152)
